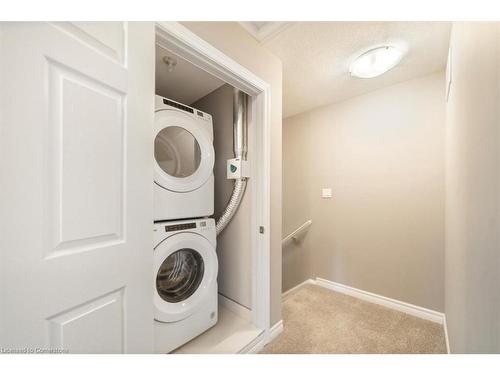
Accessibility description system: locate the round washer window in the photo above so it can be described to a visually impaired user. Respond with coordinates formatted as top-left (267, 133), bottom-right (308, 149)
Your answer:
top-left (156, 248), bottom-right (205, 303)
top-left (154, 126), bottom-right (201, 178)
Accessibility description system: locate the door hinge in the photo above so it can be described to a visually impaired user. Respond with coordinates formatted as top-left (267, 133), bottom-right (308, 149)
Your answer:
top-left (259, 226), bottom-right (265, 234)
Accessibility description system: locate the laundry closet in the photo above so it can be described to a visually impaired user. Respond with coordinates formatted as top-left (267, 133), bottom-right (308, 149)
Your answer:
top-left (153, 39), bottom-right (259, 354)
top-left (0, 22), bottom-right (272, 355)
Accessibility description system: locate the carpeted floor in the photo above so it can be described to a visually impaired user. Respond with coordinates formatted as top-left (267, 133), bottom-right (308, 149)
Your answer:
top-left (262, 283), bottom-right (446, 354)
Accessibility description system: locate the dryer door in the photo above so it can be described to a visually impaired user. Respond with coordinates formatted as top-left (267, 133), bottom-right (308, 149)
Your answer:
top-left (154, 232), bottom-right (218, 323)
top-left (154, 109), bottom-right (214, 193)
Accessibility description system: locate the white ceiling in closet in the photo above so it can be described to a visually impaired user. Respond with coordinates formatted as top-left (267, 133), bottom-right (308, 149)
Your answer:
top-left (155, 44), bottom-right (225, 105)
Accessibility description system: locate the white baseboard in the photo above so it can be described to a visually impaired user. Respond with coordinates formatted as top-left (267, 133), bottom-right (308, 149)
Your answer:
top-left (218, 293), bottom-right (252, 321)
top-left (269, 320), bottom-right (284, 342)
top-left (313, 277), bottom-right (445, 324)
top-left (239, 320), bottom-right (283, 354)
top-left (239, 332), bottom-right (266, 354)
top-left (282, 279), bottom-right (315, 300)
top-left (443, 315), bottom-right (451, 354)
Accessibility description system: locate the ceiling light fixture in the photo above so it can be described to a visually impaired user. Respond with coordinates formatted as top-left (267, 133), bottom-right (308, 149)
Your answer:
top-left (349, 46), bottom-right (403, 78)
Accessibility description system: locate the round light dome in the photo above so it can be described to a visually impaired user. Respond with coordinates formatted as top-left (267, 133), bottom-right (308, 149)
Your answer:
top-left (349, 46), bottom-right (403, 78)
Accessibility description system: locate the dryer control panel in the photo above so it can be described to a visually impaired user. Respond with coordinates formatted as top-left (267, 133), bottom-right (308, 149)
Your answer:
top-left (159, 96), bottom-right (212, 123)
top-left (164, 222), bottom-right (196, 232)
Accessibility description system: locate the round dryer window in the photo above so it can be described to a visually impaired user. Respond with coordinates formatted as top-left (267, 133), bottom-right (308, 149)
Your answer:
top-left (156, 248), bottom-right (205, 303)
top-left (155, 126), bottom-right (201, 178)
top-left (154, 109), bottom-right (214, 193)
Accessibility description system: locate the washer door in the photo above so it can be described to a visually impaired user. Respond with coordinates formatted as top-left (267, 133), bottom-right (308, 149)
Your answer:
top-left (154, 109), bottom-right (214, 193)
top-left (154, 232), bottom-right (218, 323)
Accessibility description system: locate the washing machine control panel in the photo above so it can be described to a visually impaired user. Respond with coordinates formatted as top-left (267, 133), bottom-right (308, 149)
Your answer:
top-left (154, 219), bottom-right (215, 241)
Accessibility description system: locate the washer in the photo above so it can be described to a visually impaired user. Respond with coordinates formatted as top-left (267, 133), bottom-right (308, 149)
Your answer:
top-left (154, 95), bottom-right (215, 221)
top-left (153, 218), bottom-right (218, 353)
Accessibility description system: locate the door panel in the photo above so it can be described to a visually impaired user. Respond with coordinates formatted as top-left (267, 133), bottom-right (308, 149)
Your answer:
top-left (47, 289), bottom-right (125, 354)
top-left (48, 60), bottom-right (126, 255)
top-left (0, 22), bottom-right (154, 353)
top-left (54, 22), bottom-right (126, 64)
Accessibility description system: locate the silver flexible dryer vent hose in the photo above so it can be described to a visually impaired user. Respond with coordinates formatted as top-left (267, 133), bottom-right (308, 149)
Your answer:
top-left (216, 178), bottom-right (247, 236)
top-left (216, 89), bottom-right (249, 236)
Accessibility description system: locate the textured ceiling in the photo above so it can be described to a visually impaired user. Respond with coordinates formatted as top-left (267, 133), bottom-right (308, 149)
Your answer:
top-left (259, 22), bottom-right (451, 118)
top-left (155, 44), bottom-right (225, 105)
top-left (239, 21), bottom-right (295, 42)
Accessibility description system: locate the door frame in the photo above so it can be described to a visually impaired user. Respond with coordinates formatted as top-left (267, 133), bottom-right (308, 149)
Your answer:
top-left (155, 22), bottom-right (272, 342)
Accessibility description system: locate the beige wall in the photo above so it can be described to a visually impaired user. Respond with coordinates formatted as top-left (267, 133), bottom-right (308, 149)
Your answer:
top-left (194, 84), bottom-right (253, 308)
top-left (445, 22), bottom-right (500, 353)
top-left (183, 22), bottom-right (283, 325)
top-left (283, 72), bottom-right (446, 312)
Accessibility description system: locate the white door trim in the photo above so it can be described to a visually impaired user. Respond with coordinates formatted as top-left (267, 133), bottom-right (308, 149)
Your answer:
top-left (154, 22), bottom-right (272, 341)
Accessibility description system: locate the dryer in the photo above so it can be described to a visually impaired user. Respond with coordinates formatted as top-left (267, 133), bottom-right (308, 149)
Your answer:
top-left (154, 95), bottom-right (215, 221)
top-left (153, 218), bottom-right (218, 353)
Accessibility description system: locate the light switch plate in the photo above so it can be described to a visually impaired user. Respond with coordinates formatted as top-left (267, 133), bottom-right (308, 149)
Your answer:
top-left (322, 188), bottom-right (332, 198)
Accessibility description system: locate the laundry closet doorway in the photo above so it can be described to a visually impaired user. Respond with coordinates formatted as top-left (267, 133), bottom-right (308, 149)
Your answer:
top-left (155, 22), bottom-right (272, 352)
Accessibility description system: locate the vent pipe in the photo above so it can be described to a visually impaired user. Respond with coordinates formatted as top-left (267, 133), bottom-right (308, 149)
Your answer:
top-left (233, 89), bottom-right (248, 160)
top-left (216, 89), bottom-right (249, 236)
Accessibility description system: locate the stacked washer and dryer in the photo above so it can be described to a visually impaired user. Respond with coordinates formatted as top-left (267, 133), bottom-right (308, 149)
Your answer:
top-left (153, 95), bottom-right (218, 354)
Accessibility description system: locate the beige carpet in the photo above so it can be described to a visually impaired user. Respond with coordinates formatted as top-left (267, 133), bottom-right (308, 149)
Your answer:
top-left (262, 284), bottom-right (446, 354)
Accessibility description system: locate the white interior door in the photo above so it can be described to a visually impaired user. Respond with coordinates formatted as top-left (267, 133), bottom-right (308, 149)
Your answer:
top-left (0, 22), bottom-right (155, 353)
